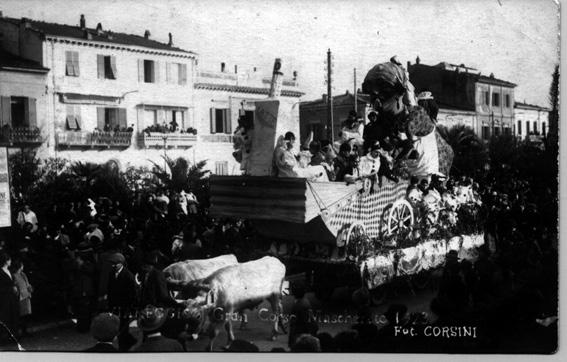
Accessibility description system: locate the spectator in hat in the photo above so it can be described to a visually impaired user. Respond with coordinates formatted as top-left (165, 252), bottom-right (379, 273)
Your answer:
top-left (71, 243), bottom-right (96, 333)
top-left (0, 252), bottom-right (19, 343)
top-left (417, 91), bottom-right (439, 124)
top-left (363, 110), bottom-right (382, 154)
top-left (85, 223), bottom-right (104, 244)
top-left (291, 334), bottom-right (321, 352)
top-left (106, 252), bottom-right (138, 351)
top-left (133, 305), bottom-right (183, 352)
top-left (139, 253), bottom-right (182, 308)
top-left (10, 259), bottom-right (33, 337)
top-left (83, 313), bottom-right (120, 352)
top-left (333, 142), bottom-right (354, 182)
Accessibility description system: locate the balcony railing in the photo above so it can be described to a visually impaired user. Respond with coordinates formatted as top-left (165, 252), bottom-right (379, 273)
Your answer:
top-left (200, 134), bottom-right (234, 143)
top-left (56, 131), bottom-right (132, 148)
top-left (138, 132), bottom-right (197, 148)
top-left (0, 127), bottom-right (43, 146)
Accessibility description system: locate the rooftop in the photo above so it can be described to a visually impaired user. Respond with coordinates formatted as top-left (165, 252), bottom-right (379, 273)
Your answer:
top-left (1, 16), bottom-right (196, 55)
top-left (300, 91), bottom-right (371, 107)
top-left (0, 49), bottom-right (49, 72)
top-left (514, 101), bottom-right (550, 111)
top-left (194, 83), bottom-right (304, 98)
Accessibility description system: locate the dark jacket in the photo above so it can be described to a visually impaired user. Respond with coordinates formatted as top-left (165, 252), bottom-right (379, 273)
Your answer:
top-left (140, 267), bottom-right (180, 308)
top-left (0, 270), bottom-right (19, 333)
top-left (108, 267), bottom-right (138, 311)
top-left (84, 342), bottom-right (118, 352)
top-left (133, 334), bottom-right (184, 352)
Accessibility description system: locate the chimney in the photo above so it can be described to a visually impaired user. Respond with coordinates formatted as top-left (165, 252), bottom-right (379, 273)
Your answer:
top-left (96, 22), bottom-right (103, 35)
top-left (20, 17), bottom-right (31, 29)
top-left (234, 65), bottom-right (238, 74)
top-left (416, 55), bottom-right (421, 64)
top-left (253, 67), bottom-right (257, 72)
top-left (490, 73), bottom-right (494, 78)
top-left (168, 32), bottom-right (173, 46)
top-left (293, 70), bottom-right (298, 81)
top-left (407, 61), bottom-right (411, 69)
top-left (144, 30), bottom-right (151, 39)
top-left (80, 14), bottom-right (86, 30)
top-left (322, 94), bottom-right (328, 103)
top-left (221, 62), bottom-right (226, 72)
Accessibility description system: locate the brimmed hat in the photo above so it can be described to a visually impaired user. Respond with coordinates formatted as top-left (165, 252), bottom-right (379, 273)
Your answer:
top-left (91, 313), bottom-right (120, 342)
top-left (370, 141), bottom-right (381, 151)
top-left (138, 305), bottom-right (168, 332)
top-left (367, 111), bottom-right (378, 119)
top-left (446, 250), bottom-right (460, 261)
top-left (107, 252), bottom-right (125, 265)
top-left (417, 91), bottom-right (434, 100)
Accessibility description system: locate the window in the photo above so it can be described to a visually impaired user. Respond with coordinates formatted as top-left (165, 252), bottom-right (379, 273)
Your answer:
top-left (209, 108), bottom-right (231, 134)
top-left (492, 92), bottom-right (500, 107)
top-left (505, 94), bottom-right (510, 108)
top-left (65, 51), bottom-right (80, 76)
top-left (97, 55), bottom-right (117, 79)
top-left (144, 109), bottom-right (157, 128)
top-left (533, 121), bottom-right (538, 134)
top-left (503, 126), bottom-right (511, 136)
top-left (481, 126), bottom-right (490, 140)
top-left (517, 120), bottom-right (522, 135)
top-left (166, 63), bottom-right (187, 85)
top-left (542, 122), bottom-right (547, 136)
top-left (138, 60), bottom-right (159, 83)
top-left (493, 126), bottom-right (500, 136)
top-left (484, 91), bottom-right (490, 105)
top-left (165, 110), bottom-right (185, 130)
top-left (66, 105), bottom-right (82, 130)
top-left (0, 96), bottom-right (37, 128)
top-left (215, 161), bottom-right (228, 175)
top-left (526, 121), bottom-right (530, 134)
top-left (97, 107), bottom-right (127, 131)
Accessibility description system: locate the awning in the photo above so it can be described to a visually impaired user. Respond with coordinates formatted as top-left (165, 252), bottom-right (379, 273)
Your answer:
top-left (137, 103), bottom-right (191, 110)
top-left (59, 93), bottom-right (121, 106)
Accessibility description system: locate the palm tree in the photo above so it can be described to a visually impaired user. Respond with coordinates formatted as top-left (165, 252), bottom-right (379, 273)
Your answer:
top-left (150, 156), bottom-right (210, 203)
top-left (437, 124), bottom-right (489, 178)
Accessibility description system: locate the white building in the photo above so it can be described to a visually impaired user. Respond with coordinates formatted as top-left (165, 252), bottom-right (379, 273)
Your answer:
top-left (514, 101), bottom-right (550, 140)
top-left (0, 14), bottom-right (304, 174)
top-left (0, 48), bottom-right (49, 151)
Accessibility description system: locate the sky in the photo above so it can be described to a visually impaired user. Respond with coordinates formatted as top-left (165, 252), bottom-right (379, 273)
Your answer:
top-left (1, 0), bottom-right (560, 107)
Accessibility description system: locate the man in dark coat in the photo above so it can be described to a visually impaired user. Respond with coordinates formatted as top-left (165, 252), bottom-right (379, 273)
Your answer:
top-left (106, 253), bottom-right (138, 351)
top-left (133, 305), bottom-right (184, 352)
top-left (83, 313), bottom-right (120, 352)
top-left (139, 252), bottom-right (182, 309)
top-left (0, 252), bottom-right (19, 344)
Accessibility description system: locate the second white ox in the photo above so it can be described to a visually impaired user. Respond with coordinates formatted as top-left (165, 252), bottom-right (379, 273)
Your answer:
top-left (182, 256), bottom-right (286, 351)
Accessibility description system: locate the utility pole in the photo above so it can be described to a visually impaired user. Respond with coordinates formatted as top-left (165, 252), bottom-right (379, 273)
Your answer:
top-left (326, 49), bottom-right (334, 143)
top-left (353, 68), bottom-right (357, 113)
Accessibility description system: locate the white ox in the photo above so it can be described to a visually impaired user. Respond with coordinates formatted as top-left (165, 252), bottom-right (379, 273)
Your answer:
top-left (164, 254), bottom-right (239, 286)
top-left (182, 256), bottom-right (286, 351)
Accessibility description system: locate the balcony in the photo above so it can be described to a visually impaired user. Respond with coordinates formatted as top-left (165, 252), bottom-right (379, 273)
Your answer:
top-left (0, 127), bottom-right (43, 146)
top-left (56, 131), bottom-right (132, 148)
top-left (138, 132), bottom-right (197, 148)
top-left (200, 134), bottom-right (234, 143)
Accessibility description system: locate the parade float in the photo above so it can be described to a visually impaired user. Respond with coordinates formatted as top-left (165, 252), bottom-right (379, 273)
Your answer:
top-left (209, 58), bottom-right (485, 301)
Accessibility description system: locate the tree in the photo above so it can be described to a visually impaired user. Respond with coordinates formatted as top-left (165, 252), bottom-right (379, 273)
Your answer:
top-left (547, 64), bottom-right (559, 147)
top-left (437, 124), bottom-right (489, 178)
top-left (150, 156), bottom-right (210, 204)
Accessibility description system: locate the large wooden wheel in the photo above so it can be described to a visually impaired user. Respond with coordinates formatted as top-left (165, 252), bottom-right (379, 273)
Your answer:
top-left (386, 200), bottom-right (414, 237)
top-left (346, 222), bottom-right (368, 261)
top-left (346, 222), bottom-right (366, 247)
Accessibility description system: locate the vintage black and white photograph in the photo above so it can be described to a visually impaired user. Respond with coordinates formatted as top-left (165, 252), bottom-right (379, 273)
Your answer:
top-left (0, 0), bottom-right (560, 355)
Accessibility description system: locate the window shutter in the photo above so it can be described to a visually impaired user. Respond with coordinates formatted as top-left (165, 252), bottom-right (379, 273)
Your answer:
top-left (138, 59), bottom-right (144, 82)
top-left (73, 51), bottom-right (80, 76)
top-left (166, 62), bottom-right (171, 84)
top-left (118, 108), bottom-right (127, 129)
top-left (97, 55), bottom-right (105, 79)
top-left (180, 64), bottom-right (187, 85)
top-left (0, 97), bottom-right (11, 127)
top-left (223, 109), bottom-right (231, 134)
top-left (109, 56), bottom-right (117, 79)
top-left (154, 61), bottom-right (159, 83)
top-left (210, 108), bottom-right (216, 133)
top-left (97, 107), bottom-right (105, 129)
top-left (65, 51), bottom-right (73, 76)
top-left (75, 106), bottom-right (82, 129)
top-left (26, 98), bottom-right (37, 127)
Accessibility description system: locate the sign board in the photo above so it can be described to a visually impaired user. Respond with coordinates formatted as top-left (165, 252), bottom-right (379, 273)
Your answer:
top-left (0, 148), bottom-right (11, 227)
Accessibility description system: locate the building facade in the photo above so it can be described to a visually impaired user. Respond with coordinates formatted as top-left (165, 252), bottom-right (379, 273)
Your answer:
top-left (0, 14), bottom-right (303, 174)
top-left (0, 49), bottom-right (49, 151)
top-left (514, 101), bottom-right (550, 140)
top-left (408, 59), bottom-right (516, 140)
